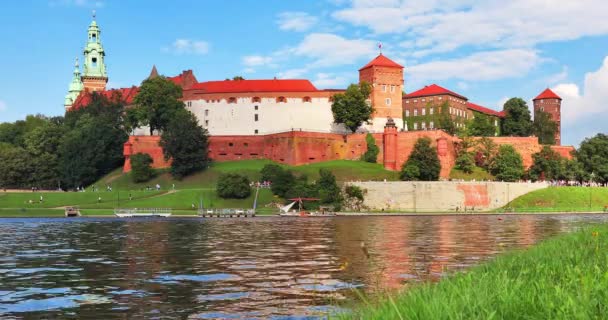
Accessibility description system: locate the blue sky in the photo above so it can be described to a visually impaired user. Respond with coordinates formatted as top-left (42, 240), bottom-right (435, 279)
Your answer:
top-left (1, 0), bottom-right (607, 146)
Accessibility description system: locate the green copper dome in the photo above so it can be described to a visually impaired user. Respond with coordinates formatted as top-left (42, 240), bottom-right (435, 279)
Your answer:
top-left (83, 11), bottom-right (107, 78)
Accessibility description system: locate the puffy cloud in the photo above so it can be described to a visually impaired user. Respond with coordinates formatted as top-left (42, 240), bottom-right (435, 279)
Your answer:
top-left (407, 49), bottom-right (541, 87)
top-left (553, 56), bottom-right (608, 145)
top-left (313, 73), bottom-right (348, 88)
top-left (277, 12), bottom-right (318, 32)
top-left (278, 68), bottom-right (309, 79)
top-left (164, 39), bottom-right (209, 55)
top-left (334, 0), bottom-right (608, 56)
top-left (291, 33), bottom-right (377, 67)
top-left (242, 55), bottom-right (274, 67)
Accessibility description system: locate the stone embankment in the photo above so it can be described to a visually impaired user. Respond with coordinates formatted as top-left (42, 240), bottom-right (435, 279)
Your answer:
top-left (348, 181), bottom-right (548, 212)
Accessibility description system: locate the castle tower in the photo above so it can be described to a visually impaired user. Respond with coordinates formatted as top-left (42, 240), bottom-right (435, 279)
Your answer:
top-left (82, 11), bottom-right (108, 92)
top-left (382, 117), bottom-right (398, 171)
top-left (64, 58), bottom-right (84, 109)
top-left (533, 88), bottom-right (562, 145)
top-left (359, 53), bottom-right (404, 132)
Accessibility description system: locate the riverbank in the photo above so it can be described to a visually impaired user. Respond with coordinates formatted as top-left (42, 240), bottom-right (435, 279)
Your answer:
top-left (339, 223), bottom-right (608, 319)
top-left (506, 186), bottom-right (608, 212)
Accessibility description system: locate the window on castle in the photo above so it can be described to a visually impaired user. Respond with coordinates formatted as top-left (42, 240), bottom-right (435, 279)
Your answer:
top-left (413, 122), bottom-right (418, 130)
top-left (92, 34), bottom-right (96, 42)
top-left (494, 119), bottom-right (498, 126)
top-left (277, 96), bottom-right (286, 103)
top-left (229, 143), bottom-right (234, 147)
top-left (303, 96), bottom-right (311, 103)
top-left (390, 85), bottom-right (395, 93)
top-left (252, 97), bottom-right (261, 103)
top-left (254, 105), bottom-right (258, 110)
top-left (430, 107), bottom-right (434, 115)
top-left (382, 85), bottom-right (387, 92)
top-left (430, 121), bottom-right (434, 129)
top-left (405, 110), bottom-right (410, 117)
top-left (385, 98), bottom-right (391, 106)
top-left (204, 109), bottom-right (209, 116)
top-left (228, 97), bottom-right (237, 104)
top-left (414, 109), bottom-right (418, 116)
top-left (421, 122), bottom-right (426, 130)
top-left (92, 57), bottom-right (97, 67)
top-left (205, 120), bottom-right (209, 126)
top-left (254, 129), bottom-right (259, 134)
top-left (422, 108), bottom-right (426, 116)
top-left (254, 114), bottom-right (259, 122)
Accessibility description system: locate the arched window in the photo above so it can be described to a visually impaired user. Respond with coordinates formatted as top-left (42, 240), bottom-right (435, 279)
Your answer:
top-left (228, 97), bottom-right (237, 104)
top-left (277, 96), bottom-right (286, 103)
top-left (303, 96), bottom-right (311, 103)
top-left (252, 97), bottom-right (261, 103)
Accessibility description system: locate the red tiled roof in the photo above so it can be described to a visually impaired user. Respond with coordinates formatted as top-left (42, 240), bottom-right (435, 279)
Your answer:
top-left (71, 87), bottom-right (139, 110)
top-left (188, 79), bottom-right (319, 93)
top-left (359, 54), bottom-right (403, 70)
top-left (167, 74), bottom-right (183, 86)
top-left (467, 102), bottom-right (505, 118)
top-left (403, 84), bottom-right (468, 100)
top-left (533, 88), bottom-right (562, 100)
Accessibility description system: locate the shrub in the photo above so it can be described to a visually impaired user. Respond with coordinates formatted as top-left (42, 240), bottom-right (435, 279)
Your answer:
top-left (260, 164), bottom-right (295, 198)
top-left (216, 173), bottom-right (251, 199)
top-left (455, 152), bottom-right (475, 174)
top-left (343, 185), bottom-right (366, 211)
top-left (361, 133), bottom-right (379, 163)
top-left (130, 153), bottom-right (155, 183)
top-left (491, 145), bottom-right (524, 182)
top-left (400, 137), bottom-right (441, 181)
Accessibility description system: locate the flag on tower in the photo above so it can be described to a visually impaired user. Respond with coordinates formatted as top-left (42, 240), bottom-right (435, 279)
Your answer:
top-left (378, 42), bottom-right (383, 54)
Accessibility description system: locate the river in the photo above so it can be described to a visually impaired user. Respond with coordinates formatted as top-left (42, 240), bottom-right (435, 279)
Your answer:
top-left (0, 215), bottom-right (606, 319)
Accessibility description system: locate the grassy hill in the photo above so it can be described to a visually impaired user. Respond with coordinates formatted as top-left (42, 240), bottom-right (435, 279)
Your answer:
top-left (449, 167), bottom-right (495, 181)
top-left (0, 160), bottom-right (397, 216)
top-left (505, 186), bottom-right (608, 212)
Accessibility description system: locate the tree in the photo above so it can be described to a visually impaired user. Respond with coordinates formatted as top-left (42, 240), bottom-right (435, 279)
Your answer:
top-left (361, 133), bottom-right (379, 163)
top-left (130, 153), bottom-right (155, 183)
top-left (491, 145), bottom-right (524, 182)
top-left (502, 98), bottom-right (532, 136)
top-left (576, 133), bottom-right (608, 184)
top-left (217, 173), bottom-right (251, 199)
top-left (331, 82), bottom-right (373, 133)
top-left (455, 152), bottom-right (475, 174)
top-left (0, 145), bottom-right (34, 189)
top-left (475, 137), bottom-right (498, 170)
top-left (160, 109), bottom-right (210, 179)
top-left (400, 137), bottom-right (441, 181)
top-left (271, 169), bottom-right (296, 198)
top-left (468, 113), bottom-right (496, 137)
top-left (562, 159), bottom-right (588, 183)
top-left (533, 110), bottom-right (557, 145)
top-left (528, 146), bottom-right (563, 181)
top-left (24, 121), bottom-right (66, 189)
top-left (437, 101), bottom-right (457, 135)
top-left (343, 185), bottom-right (366, 211)
top-left (260, 164), bottom-right (283, 182)
top-left (131, 76), bottom-right (185, 135)
top-left (316, 169), bottom-right (343, 208)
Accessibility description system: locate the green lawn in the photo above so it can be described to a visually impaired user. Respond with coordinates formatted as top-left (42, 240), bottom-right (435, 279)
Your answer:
top-left (340, 223), bottom-right (608, 319)
top-left (449, 167), bottom-right (495, 181)
top-left (505, 186), bottom-right (608, 212)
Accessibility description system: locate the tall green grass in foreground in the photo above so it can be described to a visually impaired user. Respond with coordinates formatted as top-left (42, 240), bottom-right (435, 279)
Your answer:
top-left (340, 224), bottom-right (608, 319)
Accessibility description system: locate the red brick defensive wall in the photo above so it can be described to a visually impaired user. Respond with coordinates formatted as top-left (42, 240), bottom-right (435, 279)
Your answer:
top-left (123, 129), bottom-right (573, 179)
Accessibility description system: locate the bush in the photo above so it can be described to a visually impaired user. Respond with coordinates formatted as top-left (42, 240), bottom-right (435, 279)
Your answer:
top-left (399, 137), bottom-right (441, 181)
top-left (343, 185), bottom-right (366, 211)
top-left (317, 169), bottom-right (343, 209)
top-left (455, 152), bottom-right (475, 174)
top-left (130, 153), bottom-right (155, 183)
top-left (259, 164), bottom-right (295, 198)
top-left (491, 145), bottom-right (524, 182)
top-left (361, 133), bottom-right (379, 163)
top-left (216, 173), bottom-right (251, 199)
top-left (260, 164), bottom-right (283, 182)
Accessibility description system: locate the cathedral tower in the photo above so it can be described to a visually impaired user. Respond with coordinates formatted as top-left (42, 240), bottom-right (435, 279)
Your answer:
top-left (81, 11), bottom-right (108, 92)
top-left (359, 53), bottom-right (404, 132)
top-left (64, 58), bottom-right (84, 109)
top-left (533, 88), bottom-right (562, 145)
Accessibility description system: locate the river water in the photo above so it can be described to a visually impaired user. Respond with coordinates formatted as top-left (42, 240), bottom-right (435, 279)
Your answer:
top-left (0, 214), bottom-right (606, 319)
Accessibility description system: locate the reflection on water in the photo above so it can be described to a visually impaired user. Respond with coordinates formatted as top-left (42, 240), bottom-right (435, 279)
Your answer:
top-left (0, 215), bottom-right (605, 318)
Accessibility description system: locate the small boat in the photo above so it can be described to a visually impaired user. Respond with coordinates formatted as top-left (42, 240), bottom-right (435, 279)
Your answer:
top-left (114, 208), bottom-right (172, 218)
top-left (278, 198), bottom-right (336, 217)
top-left (65, 206), bottom-right (81, 217)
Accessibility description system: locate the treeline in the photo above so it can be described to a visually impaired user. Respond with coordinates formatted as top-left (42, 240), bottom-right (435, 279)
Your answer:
top-left (0, 76), bottom-right (210, 189)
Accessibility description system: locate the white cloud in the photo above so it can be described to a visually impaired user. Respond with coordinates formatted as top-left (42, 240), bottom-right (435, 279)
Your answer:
top-left (277, 12), bottom-right (319, 32)
top-left (407, 49), bottom-right (541, 87)
top-left (0, 100), bottom-right (6, 112)
top-left (243, 68), bottom-right (256, 74)
top-left (278, 68), bottom-right (309, 79)
top-left (291, 33), bottom-right (377, 66)
top-left (313, 73), bottom-right (348, 88)
top-left (49, 0), bottom-right (104, 7)
top-left (242, 55), bottom-right (274, 67)
top-left (334, 0), bottom-right (608, 56)
top-left (553, 56), bottom-right (608, 145)
top-left (164, 39), bottom-right (209, 55)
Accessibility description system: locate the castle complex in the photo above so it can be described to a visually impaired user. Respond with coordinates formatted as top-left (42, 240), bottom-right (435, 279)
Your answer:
top-left (65, 15), bottom-right (571, 177)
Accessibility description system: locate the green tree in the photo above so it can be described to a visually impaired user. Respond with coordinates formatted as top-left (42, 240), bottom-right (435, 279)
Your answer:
top-left (271, 169), bottom-right (296, 198)
top-left (316, 169), bottom-right (343, 209)
top-left (331, 82), bottom-right (373, 133)
top-left (131, 76), bottom-right (184, 135)
top-left (562, 159), bottom-right (588, 183)
top-left (216, 173), bottom-right (251, 199)
top-left (24, 121), bottom-right (66, 189)
top-left (343, 185), bottom-right (366, 211)
top-left (437, 102), bottom-right (457, 135)
top-left (160, 109), bottom-right (210, 179)
top-left (130, 153), bottom-right (155, 183)
top-left (0, 145), bottom-right (34, 189)
top-left (475, 137), bottom-right (498, 170)
top-left (491, 145), bottom-right (524, 182)
top-left (502, 98), bottom-right (532, 136)
top-left (455, 152), bottom-right (475, 174)
top-left (400, 137), bottom-right (441, 181)
top-left (361, 133), bottom-right (379, 163)
top-left (528, 146), bottom-right (563, 181)
top-left (260, 164), bottom-right (284, 182)
top-left (533, 110), bottom-right (557, 145)
top-left (468, 113), bottom-right (496, 137)
top-left (576, 133), bottom-right (608, 183)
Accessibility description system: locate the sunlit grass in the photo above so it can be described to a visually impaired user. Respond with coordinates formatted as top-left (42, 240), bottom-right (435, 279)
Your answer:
top-left (338, 224), bottom-right (608, 319)
top-left (506, 186), bottom-right (608, 212)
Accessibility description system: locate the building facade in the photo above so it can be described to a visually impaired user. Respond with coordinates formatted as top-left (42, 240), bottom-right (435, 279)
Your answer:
top-left (533, 88), bottom-right (562, 145)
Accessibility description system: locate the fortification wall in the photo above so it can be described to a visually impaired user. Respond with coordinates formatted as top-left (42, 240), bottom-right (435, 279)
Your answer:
top-left (349, 181), bottom-right (549, 212)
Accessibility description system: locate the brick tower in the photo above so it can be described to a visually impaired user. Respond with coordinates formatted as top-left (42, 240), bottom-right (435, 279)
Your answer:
top-left (533, 88), bottom-right (562, 145)
top-left (359, 53), bottom-right (404, 132)
top-left (82, 11), bottom-right (108, 92)
top-left (382, 117), bottom-right (398, 170)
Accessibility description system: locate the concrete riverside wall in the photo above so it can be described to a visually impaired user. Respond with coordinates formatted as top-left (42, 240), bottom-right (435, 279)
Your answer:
top-left (348, 181), bottom-right (549, 212)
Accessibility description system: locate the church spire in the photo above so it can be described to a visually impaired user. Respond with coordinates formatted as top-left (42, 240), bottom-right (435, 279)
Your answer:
top-left (82, 10), bottom-right (108, 92)
top-left (64, 57), bottom-right (84, 110)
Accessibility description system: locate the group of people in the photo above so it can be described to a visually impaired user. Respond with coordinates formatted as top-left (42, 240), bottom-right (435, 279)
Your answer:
top-left (249, 181), bottom-right (272, 189)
